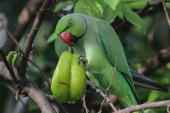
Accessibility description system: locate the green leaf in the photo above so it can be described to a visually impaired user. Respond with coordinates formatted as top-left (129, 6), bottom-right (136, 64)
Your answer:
top-left (117, 3), bottom-right (124, 19)
top-left (74, 0), bottom-right (88, 15)
top-left (82, 0), bottom-right (101, 18)
top-left (53, 1), bottom-right (74, 12)
top-left (102, 5), bottom-right (118, 23)
top-left (166, 3), bottom-right (170, 9)
top-left (122, 9), bottom-right (147, 33)
top-left (104, 0), bottom-right (119, 10)
top-left (74, 0), bottom-right (101, 18)
top-left (101, 0), bottom-right (121, 23)
top-left (95, 0), bottom-right (107, 8)
top-left (122, 1), bottom-right (147, 9)
top-left (47, 32), bottom-right (59, 43)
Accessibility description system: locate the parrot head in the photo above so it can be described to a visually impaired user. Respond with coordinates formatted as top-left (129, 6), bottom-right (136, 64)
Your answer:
top-left (55, 13), bottom-right (87, 46)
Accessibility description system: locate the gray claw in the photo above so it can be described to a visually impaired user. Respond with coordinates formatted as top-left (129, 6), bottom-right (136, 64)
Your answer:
top-left (79, 55), bottom-right (88, 66)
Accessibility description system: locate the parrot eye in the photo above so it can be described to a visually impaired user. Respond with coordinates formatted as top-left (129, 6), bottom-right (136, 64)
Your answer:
top-left (68, 21), bottom-right (73, 26)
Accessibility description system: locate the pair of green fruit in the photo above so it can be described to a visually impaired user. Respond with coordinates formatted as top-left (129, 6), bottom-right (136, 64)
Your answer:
top-left (51, 51), bottom-right (86, 103)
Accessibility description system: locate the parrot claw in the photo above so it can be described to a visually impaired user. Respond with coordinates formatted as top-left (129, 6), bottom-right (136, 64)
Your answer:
top-left (79, 55), bottom-right (88, 66)
top-left (86, 80), bottom-right (96, 89)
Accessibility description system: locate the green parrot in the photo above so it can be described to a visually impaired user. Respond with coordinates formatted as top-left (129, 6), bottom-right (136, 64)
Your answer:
top-left (55, 13), bottom-right (155, 112)
top-left (53, 37), bottom-right (168, 93)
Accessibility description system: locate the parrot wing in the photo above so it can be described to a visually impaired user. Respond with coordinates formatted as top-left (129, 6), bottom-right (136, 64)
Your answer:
top-left (96, 20), bottom-right (139, 103)
top-left (96, 20), bottom-right (168, 93)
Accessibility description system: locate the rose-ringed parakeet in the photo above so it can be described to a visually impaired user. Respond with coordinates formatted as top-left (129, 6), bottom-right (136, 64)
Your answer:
top-left (54, 13), bottom-right (166, 112)
top-left (53, 38), bottom-right (168, 93)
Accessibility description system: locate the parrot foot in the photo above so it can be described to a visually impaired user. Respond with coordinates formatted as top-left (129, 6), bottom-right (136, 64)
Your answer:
top-left (79, 55), bottom-right (88, 66)
top-left (86, 80), bottom-right (96, 89)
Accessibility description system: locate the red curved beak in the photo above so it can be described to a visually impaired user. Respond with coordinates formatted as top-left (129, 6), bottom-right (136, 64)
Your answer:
top-left (59, 32), bottom-right (72, 45)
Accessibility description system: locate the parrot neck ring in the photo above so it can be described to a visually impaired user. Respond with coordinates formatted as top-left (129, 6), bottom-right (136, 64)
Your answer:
top-left (79, 14), bottom-right (88, 37)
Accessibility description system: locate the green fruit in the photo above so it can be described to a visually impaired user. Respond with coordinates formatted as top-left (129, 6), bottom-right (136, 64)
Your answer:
top-left (51, 51), bottom-right (86, 103)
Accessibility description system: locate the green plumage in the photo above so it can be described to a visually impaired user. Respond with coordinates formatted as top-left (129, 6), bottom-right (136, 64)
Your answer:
top-left (56, 13), bottom-right (142, 113)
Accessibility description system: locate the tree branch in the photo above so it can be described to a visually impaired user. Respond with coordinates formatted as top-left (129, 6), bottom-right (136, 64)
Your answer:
top-left (98, 56), bottom-right (118, 113)
top-left (0, 0), bottom-right (59, 112)
top-left (0, 48), bottom-right (17, 83)
top-left (115, 100), bottom-right (170, 113)
top-left (24, 80), bottom-right (57, 113)
top-left (86, 80), bottom-right (118, 112)
top-left (0, 17), bottom-right (51, 89)
top-left (82, 94), bottom-right (89, 113)
top-left (94, 88), bottom-right (118, 112)
top-left (138, 48), bottom-right (170, 75)
top-left (162, 0), bottom-right (170, 28)
top-left (0, 82), bottom-right (31, 113)
top-left (27, 59), bottom-right (51, 88)
top-left (18, 0), bottom-right (54, 79)
top-left (137, 0), bottom-right (163, 16)
top-left (3, 0), bottom-right (43, 55)
top-left (115, 0), bottom-right (163, 31)
top-left (0, 62), bottom-right (57, 113)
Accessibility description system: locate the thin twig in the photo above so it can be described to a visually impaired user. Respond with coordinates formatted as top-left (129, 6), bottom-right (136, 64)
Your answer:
top-left (28, 59), bottom-right (51, 88)
top-left (0, 48), bottom-right (23, 99)
top-left (86, 80), bottom-right (117, 112)
top-left (54, 101), bottom-right (69, 113)
top-left (87, 85), bottom-right (118, 112)
top-left (0, 0), bottom-right (57, 112)
top-left (82, 94), bottom-right (89, 113)
top-left (19, 0), bottom-right (54, 78)
top-left (98, 99), bottom-right (106, 113)
top-left (138, 48), bottom-right (170, 75)
top-left (162, 0), bottom-right (170, 28)
top-left (0, 82), bottom-right (15, 93)
top-left (0, 65), bottom-right (57, 113)
top-left (167, 104), bottom-right (170, 112)
top-left (46, 94), bottom-right (69, 113)
top-left (137, 0), bottom-right (163, 15)
top-left (114, 100), bottom-right (170, 113)
top-left (96, 89), bottom-right (118, 112)
top-left (3, 0), bottom-right (43, 55)
top-left (0, 48), bottom-right (17, 83)
top-left (0, 18), bottom-right (51, 88)
top-left (0, 19), bottom-right (22, 50)
top-left (0, 82), bottom-right (31, 113)
top-left (115, 0), bottom-right (163, 31)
